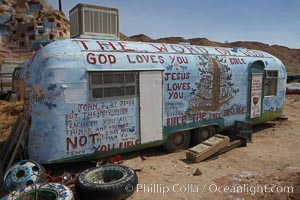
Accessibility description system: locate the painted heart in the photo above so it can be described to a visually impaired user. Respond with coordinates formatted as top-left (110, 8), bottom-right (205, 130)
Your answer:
top-left (253, 97), bottom-right (259, 105)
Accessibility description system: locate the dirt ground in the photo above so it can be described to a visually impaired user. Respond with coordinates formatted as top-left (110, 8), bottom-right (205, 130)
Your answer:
top-left (0, 95), bottom-right (300, 199)
top-left (121, 95), bottom-right (300, 200)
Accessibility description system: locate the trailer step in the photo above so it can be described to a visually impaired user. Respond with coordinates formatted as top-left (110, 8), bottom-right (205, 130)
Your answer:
top-left (186, 134), bottom-right (230, 163)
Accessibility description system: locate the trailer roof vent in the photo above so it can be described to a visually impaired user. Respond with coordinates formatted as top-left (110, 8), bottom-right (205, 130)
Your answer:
top-left (69, 4), bottom-right (119, 40)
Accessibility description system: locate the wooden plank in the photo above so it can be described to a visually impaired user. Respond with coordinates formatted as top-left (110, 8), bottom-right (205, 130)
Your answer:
top-left (217, 140), bottom-right (244, 155)
top-left (7, 121), bottom-right (28, 169)
top-left (186, 134), bottom-right (230, 163)
top-left (0, 115), bottom-right (24, 157)
top-left (202, 135), bottom-right (225, 146)
top-left (0, 157), bottom-right (3, 182)
top-left (0, 115), bottom-right (28, 174)
top-left (188, 143), bottom-right (211, 154)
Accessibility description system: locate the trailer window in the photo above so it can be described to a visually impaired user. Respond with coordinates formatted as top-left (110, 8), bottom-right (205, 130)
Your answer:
top-left (264, 70), bottom-right (278, 96)
top-left (90, 72), bottom-right (137, 99)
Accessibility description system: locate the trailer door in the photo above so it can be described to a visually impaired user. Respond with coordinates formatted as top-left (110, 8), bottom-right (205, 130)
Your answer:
top-left (249, 73), bottom-right (263, 119)
top-left (139, 71), bottom-right (163, 144)
top-left (248, 61), bottom-right (265, 120)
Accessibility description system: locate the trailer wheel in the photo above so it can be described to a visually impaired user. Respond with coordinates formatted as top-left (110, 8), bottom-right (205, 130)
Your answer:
top-left (75, 165), bottom-right (138, 200)
top-left (4, 183), bottom-right (74, 200)
top-left (163, 131), bottom-right (191, 153)
top-left (191, 126), bottom-right (215, 145)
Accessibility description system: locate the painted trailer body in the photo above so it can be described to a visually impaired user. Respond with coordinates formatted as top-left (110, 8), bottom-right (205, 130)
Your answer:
top-left (23, 39), bottom-right (286, 163)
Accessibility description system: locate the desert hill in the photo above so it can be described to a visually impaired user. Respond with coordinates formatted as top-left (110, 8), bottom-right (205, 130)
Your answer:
top-left (122, 34), bottom-right (300, 75)
top-left (0, 0), bottom-right (299, 75)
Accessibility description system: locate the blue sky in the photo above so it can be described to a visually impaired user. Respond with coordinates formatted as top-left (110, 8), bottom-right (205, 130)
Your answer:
top-left (48, 0), bottom-right (300, 49)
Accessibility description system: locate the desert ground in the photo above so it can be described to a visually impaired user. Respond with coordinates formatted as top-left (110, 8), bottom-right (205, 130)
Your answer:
top-left (124, 95), bottom-right (300, 200)
top-left (0, 95), bottom-right (299, 199)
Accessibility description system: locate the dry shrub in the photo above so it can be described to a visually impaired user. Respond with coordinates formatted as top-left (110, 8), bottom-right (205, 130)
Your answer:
top-left (0, 101), bottom-right (23, 143)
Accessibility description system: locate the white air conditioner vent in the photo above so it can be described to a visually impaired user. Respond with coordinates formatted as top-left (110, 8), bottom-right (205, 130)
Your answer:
top-left (69, 4), bottom-right (119, 40)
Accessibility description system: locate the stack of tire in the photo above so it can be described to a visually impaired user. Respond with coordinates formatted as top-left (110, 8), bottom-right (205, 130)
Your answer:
top-left (1, 160), bottom-right (74, 200)
top-left (2, 160), bottom-right (138, 200)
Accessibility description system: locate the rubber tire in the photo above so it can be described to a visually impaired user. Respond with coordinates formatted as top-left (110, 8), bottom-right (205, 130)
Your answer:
top-left (3, 183), bottom-right (74, 200)
top-left (163, 131), bottom-right (191, 153)
top-left (75, 165), bottom-right (138, 200)
top-left (191, 126), bottom-right (215, 146)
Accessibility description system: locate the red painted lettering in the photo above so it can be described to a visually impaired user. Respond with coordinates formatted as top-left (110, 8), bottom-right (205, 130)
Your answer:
top-left (158, 56), bottom-right (164, 64)
top-left (170, 56), bottom-right (176, 63)
top-left (166, 116), bottom-right (186, 126)
top-left (96, 41), bottom-right (117, 51)
top-left (126, 54), bottom-right (165, 64)
top-left (215, 48), bottom-right (232, 55)
top-left (118, 140), bottom-right (139, 149)
top-left (87, 53), bottom-right (96, 64)
top-left (86, 54), bottom-right (116, 65)
top-left (170, 45), bottom-right (185, 53)
top-left (229, 57), bottom-right (246, 65)
top-left (79, 40), bottom-right (88, 50)
top-left (127, 55), bottom-right (136, 63)
top-left (117, 41), bottom-right (128, 51)
top-left (239, 49), bottom-right (264, 57)
top-left (168, 91), bottom-right (183, 99)
top-left (136, 55), bottom-right (144, 63)
top-left (99, 54), bottom-right (107, 64)
top-left (192, 112), bottom-right (207, 122)
top-left (67, 137), bottom-right (77, 151)
top-left (164, 72), bottom-right (190, 81)
top-left (79, 136), bottom-right (87, 147)
top-left (167, 83), bottom-right (190, 90)
top-left (150, 43), bottom-right (169, 52)
top-left (253, 51), bottom-right (264, 57)
top-left (89, 133), bottom-right (98, 144)
top-left (195, 46), bottom-right (209, 54)
top-left (183, 45), bottom-right (200, 54)
top-left (169, 56), bottom-right (188, 64)
top-left (150, 55), bottom-right (158, 63)
top-left (93, 144), bottom-right (116, 153)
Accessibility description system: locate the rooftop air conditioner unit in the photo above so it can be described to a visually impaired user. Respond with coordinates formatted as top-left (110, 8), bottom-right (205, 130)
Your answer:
top-left (69, 3), bottom-right (119, 40)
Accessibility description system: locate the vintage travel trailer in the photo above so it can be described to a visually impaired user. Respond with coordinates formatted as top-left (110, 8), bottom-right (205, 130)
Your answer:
top-left (22, 39), bottom-right (286, 163)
